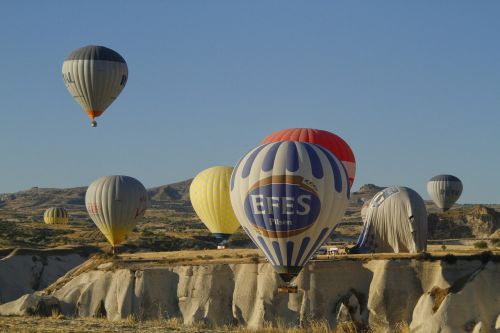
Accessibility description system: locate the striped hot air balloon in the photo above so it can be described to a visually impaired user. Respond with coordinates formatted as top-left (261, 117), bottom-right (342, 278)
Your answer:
top-left (62, 45), bottom-right (128, 127)
top-left (261, 128), bottom-right (356, 186)
top-left (230, 141), bottom-right (350, 284)
top-left (427, 175), bottom-right (463, 212)
top-left (43, 207), bottom-right (69, 225)
top-left (190, 166), bottom-right (240, 247)
top-left (85, 175), bottom-right (148, 252)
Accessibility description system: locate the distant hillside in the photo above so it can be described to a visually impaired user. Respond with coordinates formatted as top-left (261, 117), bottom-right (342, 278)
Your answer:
top-left (148, 179), bottom-right (192, 203)
top-left (0, 179), bottom-right (193, 211)
top-left (0, 187), bottom-right (87, 210)
top-left (1, 181), bottom-right (498, 240)
top-left (428, 205), bottom-right (500, 239)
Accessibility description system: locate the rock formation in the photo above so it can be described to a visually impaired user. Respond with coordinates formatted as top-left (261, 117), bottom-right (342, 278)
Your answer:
top-left (1, 255), bottom-right (498, 332)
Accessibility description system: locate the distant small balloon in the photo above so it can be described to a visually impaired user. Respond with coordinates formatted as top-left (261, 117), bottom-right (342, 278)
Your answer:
top-left (62, 45), bottom-right (128, 127)
top-left (44, 207), bottom-right (69, 225)
top-left (427, 175), bottom-right (463, 212)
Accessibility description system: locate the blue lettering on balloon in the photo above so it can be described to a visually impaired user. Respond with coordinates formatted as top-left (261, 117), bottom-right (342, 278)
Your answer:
top-left (244, 182), bottom-right (321, 236)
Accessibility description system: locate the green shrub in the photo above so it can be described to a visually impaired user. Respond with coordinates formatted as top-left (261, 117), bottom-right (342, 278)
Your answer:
top-left (473, 241), bottom-right (488, 249)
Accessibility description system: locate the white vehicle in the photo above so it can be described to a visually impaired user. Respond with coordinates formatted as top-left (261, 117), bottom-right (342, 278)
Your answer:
top-left (328, 247), bottom-right (339, 255)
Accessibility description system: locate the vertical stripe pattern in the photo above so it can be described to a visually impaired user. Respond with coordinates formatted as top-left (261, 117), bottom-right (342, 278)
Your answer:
top-left (427, 175), bottom-right (463, 211)
top-left (62, 46), bottom-right (128, 121)
top-left (85, 175), bottom-right (148, 246)
top-left (43, 207), bottom-right (69, 224)
top-left (261, 128), bottom-right (356, 186)
top-left (230, 141), bottom-right (349, 276)
top-left (352, 186), bottom-right (428, 254)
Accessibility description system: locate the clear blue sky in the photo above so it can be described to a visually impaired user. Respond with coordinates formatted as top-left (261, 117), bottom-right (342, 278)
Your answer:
top-left (0, 1), bottom-right (498, 203)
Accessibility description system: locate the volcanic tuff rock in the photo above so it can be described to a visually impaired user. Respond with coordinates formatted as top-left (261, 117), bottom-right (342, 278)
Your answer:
top-left (428, 205), bottom-right (500, 239)
top-left (1, 257), bottom-right (498, 332)
top-left (0, 249), bottom-right (89, 304)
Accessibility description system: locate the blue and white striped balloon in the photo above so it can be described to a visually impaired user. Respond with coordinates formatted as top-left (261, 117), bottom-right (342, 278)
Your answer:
top-left (230, 141), bottom-right (350, 282)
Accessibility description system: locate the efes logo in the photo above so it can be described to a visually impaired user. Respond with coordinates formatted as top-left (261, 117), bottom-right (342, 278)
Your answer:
top-left (243, 175), bottom-right (321, 238)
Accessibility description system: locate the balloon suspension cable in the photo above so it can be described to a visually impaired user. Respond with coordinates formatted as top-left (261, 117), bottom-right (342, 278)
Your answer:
top-left (91, 121), bottom-right (97, 127)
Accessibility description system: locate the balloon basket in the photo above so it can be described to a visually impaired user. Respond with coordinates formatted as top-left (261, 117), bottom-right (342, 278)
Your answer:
top-left (278, 285), bottom-right (298, 294)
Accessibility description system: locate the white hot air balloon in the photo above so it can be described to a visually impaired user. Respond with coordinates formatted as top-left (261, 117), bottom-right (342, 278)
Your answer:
top-left (62, 45), bottom-right (128, 127)
top-left (230, 141), bottom-right (350, 288)
top-left (427, 175), bottom-right (463, 212)
top-left (351, 186), bottom-right (428, 254)
top-left (85, 175), bottom-right (148, 253)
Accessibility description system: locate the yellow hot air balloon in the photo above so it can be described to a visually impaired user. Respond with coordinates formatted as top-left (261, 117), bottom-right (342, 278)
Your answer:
top-left (190, 166), bottom-right (240, 247)
top-left (43, 207), bottom-right (69, 224)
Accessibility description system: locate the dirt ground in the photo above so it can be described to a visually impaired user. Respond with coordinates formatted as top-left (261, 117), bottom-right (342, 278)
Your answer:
top-left (0, 316), bottom-right (220, 333)
top-left (0, 316), bottom-right (361, 333)
top-left (0, 317), bottom-right (242, 333)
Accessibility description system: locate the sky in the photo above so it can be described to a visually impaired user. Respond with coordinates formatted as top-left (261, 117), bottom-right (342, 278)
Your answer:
top-left (0, 1), bottom-right (498, 203)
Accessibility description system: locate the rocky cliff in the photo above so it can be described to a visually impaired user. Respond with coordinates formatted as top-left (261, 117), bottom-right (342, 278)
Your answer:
top-left (1, 254), bottom-right (498, 332)
top-left (428, 205), bottom-right (500, 239)
top-left (0, 248), bottom-right (91, 304)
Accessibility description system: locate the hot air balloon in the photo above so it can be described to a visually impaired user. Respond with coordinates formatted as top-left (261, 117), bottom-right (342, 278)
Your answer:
top-left (85, 175), bottom-right (148, 253)
top-left (351, 186), bottom-right (428, 254)
top-left (190, 166), bottom-right (240, 248)
top-left (261, 128), bottom-right (356, 186)
top-left (43, 207), bottom-right (69, 225)
top-left (427, 175), bottom-right (463, 212)
top-left (230, 141), bottom-right (350, 289)
top-left (62, 45), bottom-right (128, 127)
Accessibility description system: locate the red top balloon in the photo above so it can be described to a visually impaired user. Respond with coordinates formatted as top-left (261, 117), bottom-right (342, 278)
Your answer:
top-left (261, 128), bottom-right (356, 186)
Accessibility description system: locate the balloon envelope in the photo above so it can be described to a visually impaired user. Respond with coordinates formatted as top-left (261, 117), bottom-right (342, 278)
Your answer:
top-left (62, 45), bottom-right (128, 125)
top-left (85, 175), bottom-right (148, 247)
top-left (261, 128), bottom-right (356, 186)
top-left (190, 166), bottom-right (240, 243)
top-left (352, 186), bottom-right (428, 254)
top-left (44, 207), bottom-right (69, 225)
top-left (427, 175), bottom-right (463, 212)
top-left (230, 141), bottom-right (350, 282)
